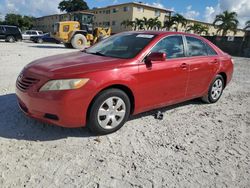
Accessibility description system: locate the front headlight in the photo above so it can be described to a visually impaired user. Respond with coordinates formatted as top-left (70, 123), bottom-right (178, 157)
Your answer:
top-left (40, 78), bottom-right (89, 91)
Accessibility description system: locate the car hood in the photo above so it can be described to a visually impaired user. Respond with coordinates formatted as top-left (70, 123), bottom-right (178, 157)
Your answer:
top-left (25, 51), bottom-right (126, 77)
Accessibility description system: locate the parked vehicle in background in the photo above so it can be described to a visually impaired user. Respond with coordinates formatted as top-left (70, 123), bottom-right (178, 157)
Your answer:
top-left (16, 31), bottom-right (234, 134)
top-left (0, 25), bottom-right (22, 42)
top-left (30, 33), bottom-right (61, 44)
top-left (22, 30), bottom-right (43, 40)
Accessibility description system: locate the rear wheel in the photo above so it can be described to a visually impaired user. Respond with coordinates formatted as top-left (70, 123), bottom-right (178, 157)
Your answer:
top-left (202, 75), bottom-right (224, 103)
top-left (71, 34), bottom-right (87, 49)
top-left (87, 89), bottom-right (131, 134)
top-left (6, 35), bottom-right (15, 43)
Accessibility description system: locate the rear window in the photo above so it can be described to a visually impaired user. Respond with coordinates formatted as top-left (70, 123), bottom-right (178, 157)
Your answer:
top-left (186, 36), bottom-right (208, 56)
top-left (204, 43), bottom-right (217, 56)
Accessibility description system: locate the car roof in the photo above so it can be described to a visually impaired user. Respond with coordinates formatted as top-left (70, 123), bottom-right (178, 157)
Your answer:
top-left (121, 30), bottom-right (204, 38)
top-left (0, 25), bottom-right (18, 28)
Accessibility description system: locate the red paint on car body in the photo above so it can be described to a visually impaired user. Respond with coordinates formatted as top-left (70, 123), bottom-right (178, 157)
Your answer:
top-left (16, 31), bottom-right (233, 128)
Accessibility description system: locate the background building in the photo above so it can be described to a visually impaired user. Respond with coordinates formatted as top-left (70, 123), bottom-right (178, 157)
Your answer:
top-left (33, 1), bottom-right (245, 37)
top-left (34, 11), bottom-right (93, 33)
top-left (89, 2), bottom-right (172, 33)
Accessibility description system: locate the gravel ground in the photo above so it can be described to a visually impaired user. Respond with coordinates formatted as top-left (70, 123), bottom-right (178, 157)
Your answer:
top-left (0, 41), bottom-right (249, 187)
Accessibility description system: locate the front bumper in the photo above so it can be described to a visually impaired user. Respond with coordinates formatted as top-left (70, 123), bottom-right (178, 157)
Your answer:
top-left (16, 84), bottom-right (92, 128)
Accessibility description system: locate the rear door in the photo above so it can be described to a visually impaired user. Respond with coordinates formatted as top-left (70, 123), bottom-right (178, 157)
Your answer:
top-left (137, 35), bottom-right (189, 111)
top-left (184, 36), bottom-right (219, 98)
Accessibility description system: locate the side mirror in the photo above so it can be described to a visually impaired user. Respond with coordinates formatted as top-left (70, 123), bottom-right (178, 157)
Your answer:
top-left (145, 52), bottom-right (166, 64)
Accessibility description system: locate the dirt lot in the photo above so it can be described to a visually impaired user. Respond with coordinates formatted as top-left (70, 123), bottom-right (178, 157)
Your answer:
top-left (0, 41), bottom-right (249, 187)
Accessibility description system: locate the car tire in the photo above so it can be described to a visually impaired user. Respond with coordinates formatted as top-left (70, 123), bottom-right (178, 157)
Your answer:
top-left (87, 89), bottom-right (131, 135)
top-left (37, 39), bottom-right (43, 43)
top-left (64, 43), bottom-right (73, 48)
top-left (202, 75), bottom-right (225, 103)
top-left (6, 36), bottom-right (15, 43)
top-left (71, 34), bottom-right (87, 49)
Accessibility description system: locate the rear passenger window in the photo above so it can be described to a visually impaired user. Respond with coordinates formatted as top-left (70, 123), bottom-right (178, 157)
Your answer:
top-left (186, 36), bottom-right (207, 56)
top-left (205, 43), bottom-right (217, 56)
top-left (151, 35), bottom-right (185, 59)
top-left (31, 31), bottom-right (37, 35)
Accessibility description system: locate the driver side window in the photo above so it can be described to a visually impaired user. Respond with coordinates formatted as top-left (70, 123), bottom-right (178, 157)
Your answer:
top-left (151, 35), bottom-right (185, 59)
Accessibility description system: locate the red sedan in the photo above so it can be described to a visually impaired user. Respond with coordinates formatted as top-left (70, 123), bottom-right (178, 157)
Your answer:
top-left (16, 31), bottom-right (233, 134)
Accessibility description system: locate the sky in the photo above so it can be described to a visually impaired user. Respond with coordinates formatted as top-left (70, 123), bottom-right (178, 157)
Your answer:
top-left (0, 0), bottom-right (249, 27)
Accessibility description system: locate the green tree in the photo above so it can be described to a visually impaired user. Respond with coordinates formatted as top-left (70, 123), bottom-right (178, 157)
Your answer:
top-left (133, 18), bottom-right (144, 30)
top-left (3, 14), bottom-right (35, 30)
top-left (163, 17), bottom-right (177, 31)
top-left (171, 13), bottom-right (187, 31)
top-left (186, 23), bottom-right (208, 35)
top-left (121, 19), bottom-right (134, 29)
top-left (4, 13), bottom-right (23, 27)
top-left (22, 16), bottom-right (35, 30)
top-left (213, 11), bottom-right (239, 36)
top-left (146, 17), bottom-right (162, 30)
top-left (244, 20), bottom-right (250, 30)
top-left (142, 17), bottom-right (150, 30)
top-left (58, 0), bottom-right (89, 12)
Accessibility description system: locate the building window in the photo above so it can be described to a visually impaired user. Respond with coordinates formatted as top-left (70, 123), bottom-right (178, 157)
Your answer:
top-left (99, 22), bottom-right (102, 26)
top-left (113, 8), bottom-right (118, 13)
top-left (103, 10), bottom-right (105, 14)
top-left (112, 21), bottom-right (116, 26)
top-left (155, 10), bottom-right (160, 17)
top-left (137, 7), bottom-right (144, 12)
top-left (123, 6), bottom-right (129, 12)
top-left (99, 11), bottom-right (102, 14)
top-left (103, 22), bottom-right (110, 26)
top-left (106, 10), bottom-right (110, 14)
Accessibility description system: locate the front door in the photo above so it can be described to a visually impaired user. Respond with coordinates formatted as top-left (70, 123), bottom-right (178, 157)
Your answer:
top-left (136, 35), bottom-right (189, 112)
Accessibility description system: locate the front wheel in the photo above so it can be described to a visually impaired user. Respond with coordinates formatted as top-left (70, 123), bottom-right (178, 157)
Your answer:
top-left (202, 75), bottom-right (225, 103)
top-left (87, 89), bottom-right (131, 134)
top-left (71, 34), bottom-right (87, 49)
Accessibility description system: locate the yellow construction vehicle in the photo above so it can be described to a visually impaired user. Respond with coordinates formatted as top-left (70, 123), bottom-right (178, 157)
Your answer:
top-left (52, 13), bottom-right (111, 49)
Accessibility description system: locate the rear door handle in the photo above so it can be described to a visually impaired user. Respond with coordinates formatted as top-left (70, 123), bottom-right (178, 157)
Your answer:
top-left (180, 63), bottom-right (188, 69)
top-left (211, 59), bottom-right (218, 64)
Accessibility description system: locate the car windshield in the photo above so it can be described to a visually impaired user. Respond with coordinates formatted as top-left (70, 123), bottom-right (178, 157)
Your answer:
top-left (85, 33), bottom-right (156, 59)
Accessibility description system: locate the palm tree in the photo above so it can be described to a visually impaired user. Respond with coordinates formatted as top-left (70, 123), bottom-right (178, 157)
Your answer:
top-left (213, 11), bottom-right (239, 36)
top-left (142, 17), bottom-right (150, 30)
top-left (171, 14), bottom-right (187, 31)
top-left (244, 20), bottom-right (250, 30)
top-left (163, 17), bottom-right (177, 31)
top-left (121, 19), bottom-right (134, 29)
top-left (186, 23), bottom-right (208, 35)
top-left (133, 18), bottom-right (144, 30)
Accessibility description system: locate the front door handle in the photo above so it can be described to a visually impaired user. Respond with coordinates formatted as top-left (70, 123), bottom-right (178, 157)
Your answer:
top-left (180, 63), bottom-right (188, 69)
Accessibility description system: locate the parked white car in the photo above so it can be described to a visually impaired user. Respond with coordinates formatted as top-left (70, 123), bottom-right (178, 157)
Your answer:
top-left (22, 30), bottom-right (43, 40)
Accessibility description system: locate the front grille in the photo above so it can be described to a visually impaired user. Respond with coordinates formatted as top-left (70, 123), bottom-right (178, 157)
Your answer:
top-left (16, 74), bottom-right (39, 91)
